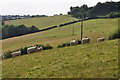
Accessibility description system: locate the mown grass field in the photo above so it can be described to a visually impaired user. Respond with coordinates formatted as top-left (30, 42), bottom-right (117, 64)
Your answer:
top-left (3, 39), bottom-right (118, 78)
top-left (2, 18), bottom-right (118, 53)
top-left (5, 15), bottom-right (78, 29)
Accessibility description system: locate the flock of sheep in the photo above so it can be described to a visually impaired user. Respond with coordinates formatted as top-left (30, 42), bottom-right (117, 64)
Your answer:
top-left (70, 37), bottom-right (105, 46)
top-left (0, 37), bottom-right (105, 59)
top-left (11, 46), bottom-right (43, 58)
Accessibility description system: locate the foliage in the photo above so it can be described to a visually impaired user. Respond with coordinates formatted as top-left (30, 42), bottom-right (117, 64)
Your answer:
top-left (57, 40), bottom-right (81, 48)
top-left (109, 28), bottom-right (120, 40)
top-left (57, 42), bottom-right (70, 48)
top-left (20, 47), bottom-right (28, 55)
top-left (43, 44), bottom-right (53, 50)
top-left (2, 24), bottom-right (39, 39)
top-left (4, 50), bottom-right (12, 59)
top-left (109, 12), bottom-right (120, 18)
top-left (35, 44), bottom-right (53, 50)
top-left (3, 44), bottom-right (53, 59)
top-left (78, 39), bottom-right (81, 44)
top-left (69, 1), bottom-right (120, 18)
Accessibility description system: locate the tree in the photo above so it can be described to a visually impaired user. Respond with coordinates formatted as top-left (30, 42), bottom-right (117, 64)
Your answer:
top-left (29, 26), bottom-right (39, 33)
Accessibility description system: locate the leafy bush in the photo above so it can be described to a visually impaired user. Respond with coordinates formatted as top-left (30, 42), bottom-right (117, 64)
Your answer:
top-left (34, 44), bottom-right (53, 50)
top-left (57, 42), bottom-right (70, 48)
top-left (4, 51), bottom-right (12, 59)
top-left (109, 29), bottom-right (120, 40)
top-left (57, 40), bottom-right (81, 48)
top-left (3, 44), bottom-right (53, 59)
top-left (78, 39), bottom-right (81, 44)
top-left (43, 44), bottom-right (53, 50)
top-left (109, 12), bottom-right (120, 18)
top-left (20, 47), bottom-right (28, 55)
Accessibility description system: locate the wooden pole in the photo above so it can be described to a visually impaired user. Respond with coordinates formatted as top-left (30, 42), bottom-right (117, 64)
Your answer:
top-left (81, 19), bottom-right (83, 40)
top-left (72, 22), bottom-right (74, 36)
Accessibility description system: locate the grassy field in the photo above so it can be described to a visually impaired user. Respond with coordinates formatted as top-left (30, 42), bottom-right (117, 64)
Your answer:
top-left (2, 18), bottom-right (118, 53)
top-left (2, 39), bottom-right (118, 78)
top-left (5, 15), bottom-right (78, 29)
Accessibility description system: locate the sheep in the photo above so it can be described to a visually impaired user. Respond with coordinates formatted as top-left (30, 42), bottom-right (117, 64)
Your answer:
top-left (81, 37), bottom-right (91, 44)
top-left (27, 46), bottom-right (38, 54)
top-left (11, 50), bottom-right (21, 58)
top-left (0, 54), bottom-right (4, 59)
top-left (97, 37), bottom-right (105, 42)
top-left (37, 47), bottom-right (43, 52)
top-left (70, 40), bottom-right (78, 46)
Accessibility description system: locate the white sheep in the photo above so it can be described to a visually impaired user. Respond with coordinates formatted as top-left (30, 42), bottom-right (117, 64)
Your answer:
top-left (27, 46), bottom-right (38, 54)
top-left (97, 37), bottom-right (105, 42)
top-left (11, 50), bottom-right (21, 58)
top-left (81, 37), bottom-right (91, 44)
top-left (37, 47), bottom-right (43, 52)
top-left (70, 40), bottom-right (78, 46)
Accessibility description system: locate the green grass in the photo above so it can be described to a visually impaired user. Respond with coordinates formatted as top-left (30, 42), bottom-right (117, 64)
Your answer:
top-left (2, 18), bottom-right (118, 53)
top-left (2, 39), bottom-right (118, 78)
top-left (5, 15), bottom-right (78, 29)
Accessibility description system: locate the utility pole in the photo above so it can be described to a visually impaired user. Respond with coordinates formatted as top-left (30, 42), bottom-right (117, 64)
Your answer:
top-left (80, 14), bottom-right (84, 40)
top-left (72, 21), bottom-right (74, 36)
top-left (81, 19), bottom-right (83, 40)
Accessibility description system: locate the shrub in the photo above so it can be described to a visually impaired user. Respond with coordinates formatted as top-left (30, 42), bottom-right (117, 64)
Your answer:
top-left (20, 47), bottom-right (28, 55)
top-left (109, 12), bottom-right (120, 18)
top-left (4, 51), bottom-right (12, 59)
top-left (108, 29), bottom-right (120, 40)
top-left (57, 42), bottom-right (70, 48)
top-left (43, 44), bottom-right (53, 50)
top-left (78, 39), bottom-right (81, 44)
top-left (35, 44), bottom-right (53, 50)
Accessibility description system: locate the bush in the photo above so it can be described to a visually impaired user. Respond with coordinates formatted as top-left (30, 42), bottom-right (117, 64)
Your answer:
top-left (35, 44), bottom-right (53, 50)
top-left (57, 40), bottom-right (81, 48)
top-left (57, 42), bottom-right (70, 48)
top-left (78, 39), bottom-right (81, 44)
top-left (43, 44), bottom-right (53, 50)
top-left (108, 29), bottom-right (120, 40)
top-left (20, 47), bottom-right (28, 55)
top-left (4, 51), bottom-right (12, 59)
top-left (3, 44), bottom-right (53, 59)
top-left (109, 12), bottom-right (120, 18)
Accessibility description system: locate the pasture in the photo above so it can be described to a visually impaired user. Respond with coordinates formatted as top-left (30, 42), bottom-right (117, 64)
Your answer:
top-left (2, 39), bottom-right (118, 78)
top-left (5, 15), bottom-right (78, 29)
top-left (2, 18), bottom-right (118, 53)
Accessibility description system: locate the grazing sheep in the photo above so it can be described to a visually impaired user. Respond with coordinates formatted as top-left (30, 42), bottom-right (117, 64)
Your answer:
top-left (37, 47), bottom-right (43, 52)
top-left (70, 40), bottom-right (78, 46)
top-left (27, 46), bottom-right (38, 54)
top-left (97, 37), bottom-right (105, 42)
top-left (11, 50), bottom-right (21, 58)
top-left (0, 54), bottom-right (4, 59)
top-left (81, 37), bottom-right (91, 44)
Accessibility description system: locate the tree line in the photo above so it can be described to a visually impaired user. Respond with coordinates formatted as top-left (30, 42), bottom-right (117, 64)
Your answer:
top-left (1, 15), bottom-right (48, 21)
top-left (68, 1), bottom-right (120, 18)
top-left (1, 24), bottom-right (39, 39)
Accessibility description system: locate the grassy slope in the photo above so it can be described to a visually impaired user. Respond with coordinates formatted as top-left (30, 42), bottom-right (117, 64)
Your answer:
top-left (5, 15), bottom-right (78, 29)
top-left (3, 39), bottom-right (118, 78)
top-left (2, 18), bottom-right (118, 53)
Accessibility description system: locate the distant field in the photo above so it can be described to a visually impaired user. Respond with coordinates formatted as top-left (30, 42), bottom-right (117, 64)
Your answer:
top-left (2, 18), bottom-right (118, 53)
top-left (3, 39), bottom-right (118, 78)
top-left (5, 15), bottom-right (78, 29)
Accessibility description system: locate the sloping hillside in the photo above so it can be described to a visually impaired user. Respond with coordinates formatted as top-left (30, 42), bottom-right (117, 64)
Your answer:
top-left (3, 39), bottom-right (118, 78)
top-left (2, 18), bottom-right (118, 53)
top-left (5, 15), bottom-right (78, 29)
